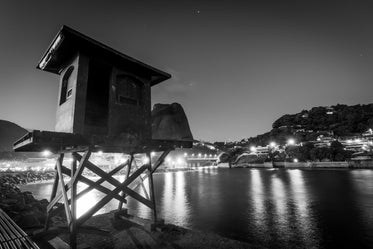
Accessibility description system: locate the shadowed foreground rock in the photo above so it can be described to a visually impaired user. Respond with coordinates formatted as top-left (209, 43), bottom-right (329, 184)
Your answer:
top-left (0, 173), bottom-right (64, 229)
top-left (53, 211), bottom-right (263, 249)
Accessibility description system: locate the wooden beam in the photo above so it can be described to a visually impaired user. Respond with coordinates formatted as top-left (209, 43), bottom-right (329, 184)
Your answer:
top-left (50, 165), bottom-right (129, 217)
top-left (76, 165), bottom-right (148, 227)
top-left (118, 154), bottom-right (133, 210)
top-left (70, 154), bottom-right (77, 249)
top-left (55, 154), bottom-right (72, 225)
top-left (48, 158), bottom-right (126, 213)
top-left (147, 152), bottom-right (157, 225)
top-left (129, 150), bottom-right (170, 190)
top-left (44, 163), bottom-right (59, 231)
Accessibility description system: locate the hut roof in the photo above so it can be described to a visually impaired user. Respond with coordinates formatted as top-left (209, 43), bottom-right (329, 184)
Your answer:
top-left (37, 25), bottom-right (170, 86)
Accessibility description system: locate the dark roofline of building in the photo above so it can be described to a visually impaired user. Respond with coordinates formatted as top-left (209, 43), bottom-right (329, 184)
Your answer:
top-left (36, 25), bottom-right (171, 86)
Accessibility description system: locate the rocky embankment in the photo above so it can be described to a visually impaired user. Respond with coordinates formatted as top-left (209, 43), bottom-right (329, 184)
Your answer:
top-left (0, 172), bottom-right (64, 230)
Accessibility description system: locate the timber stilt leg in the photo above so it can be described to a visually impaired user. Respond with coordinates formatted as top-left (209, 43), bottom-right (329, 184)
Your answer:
top-left (118, 154), bottom-right (133, 211)
top-left (147, 152), bottom-right (157, 229)
top-left (70, 153), bottom-right (78, 249)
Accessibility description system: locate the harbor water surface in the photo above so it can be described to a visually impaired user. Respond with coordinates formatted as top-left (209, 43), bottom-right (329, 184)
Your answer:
top-left (21, 168), bottom-right (373, 249)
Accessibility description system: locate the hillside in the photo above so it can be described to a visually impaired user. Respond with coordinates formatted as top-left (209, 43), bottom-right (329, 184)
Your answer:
top-left (0, 120), bottom-right (27, 151)
top-left (230, 103), bottom-right (373, 147)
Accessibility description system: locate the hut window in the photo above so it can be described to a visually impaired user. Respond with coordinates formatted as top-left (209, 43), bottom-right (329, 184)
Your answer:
top-left (60, 66), bottom-right (74, 105)
top-left (116, 75), bottom-right (142, 106)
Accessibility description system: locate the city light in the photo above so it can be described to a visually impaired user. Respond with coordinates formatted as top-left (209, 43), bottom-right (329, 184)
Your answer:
top-left (287, 138), bottom-right (295, 145)
top-left (250, 146), bottom-right (257, 152)
top-left (269, 142), bottom-right (276, 147)
top-left (198, 153), bottom-right (202, 157)
top-left (176, 157), bottom-right (184, 165)
top-left (42, 150), bottom-right (51, 157)
top-left (184, 152), bottom-right (188, 157)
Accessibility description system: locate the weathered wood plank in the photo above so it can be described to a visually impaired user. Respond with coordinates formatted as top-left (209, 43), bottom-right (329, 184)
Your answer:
top-left (76, 165), bottom-right (148, 227)
top-left (55, 154), bottom-right (72, 225)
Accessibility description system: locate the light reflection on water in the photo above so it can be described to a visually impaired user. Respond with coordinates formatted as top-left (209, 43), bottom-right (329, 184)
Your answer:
top-left (20, 169), bottom-right (373, 248)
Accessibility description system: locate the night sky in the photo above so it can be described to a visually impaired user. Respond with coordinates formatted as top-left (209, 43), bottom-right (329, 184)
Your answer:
top-left (1, 1), bottom-right (373, 141)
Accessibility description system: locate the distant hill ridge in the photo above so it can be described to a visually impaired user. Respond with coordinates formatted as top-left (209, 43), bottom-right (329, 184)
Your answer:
top-left (272, 104), bottom-right (373, 135)
top-left (237, 103), bottom-right (373, 147)
top-left (0, 120), bottom-right (27, 152)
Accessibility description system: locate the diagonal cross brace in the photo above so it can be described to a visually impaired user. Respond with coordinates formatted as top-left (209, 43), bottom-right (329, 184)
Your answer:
top-left (76, 164), bottom-right (149, 227)
top-left (74, 154), bottom-right (153, 206)
top-left (47, 151), bottom-right (91, 212)
top-left (55, 154), bottom-right (72, 225)
top-left (49, 165), bottom-right (129, 217)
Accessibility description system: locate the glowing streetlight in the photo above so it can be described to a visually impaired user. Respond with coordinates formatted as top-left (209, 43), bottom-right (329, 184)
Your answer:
top-left (269, 142), bottom-right (276, 148)
top-left (198, 153), bottom-right (202, 157)
top-left (97, 150), bottom-right (103, 156)
top-left (42, 150), bottom-right (51, 157)
top-left (287, 138), bottom-right (295, 145)
top-left (150, 151), bottom-right (156, 157)
top-left (184, 152), bottom-right (188, 157)
top-left (293, 158), bottom-right (298, 163)
top-left (250, 146), bottom-right (257, 152)
top-left (176, 157), bottom-right (184, 165)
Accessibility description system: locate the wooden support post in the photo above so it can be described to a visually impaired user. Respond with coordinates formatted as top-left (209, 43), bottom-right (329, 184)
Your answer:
top-left (70, 152), bottom-right (78, 249)
top-left (147, 152), bottom-right (157, 229)
top-left (118, 154), bottom-right (133, 211)
top-left (76, 165), bottom-right (149, 227)
top-left (44, 162), bottom-right (59, 231)
top-left (55, 154), bottom-right (72, 225)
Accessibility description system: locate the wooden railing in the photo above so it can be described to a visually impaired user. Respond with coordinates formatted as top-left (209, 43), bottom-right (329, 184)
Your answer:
top-left (0, 208), bottom-right (40, 249)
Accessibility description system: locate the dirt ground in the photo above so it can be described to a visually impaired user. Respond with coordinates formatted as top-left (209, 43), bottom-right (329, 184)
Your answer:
top-left (33, 211), bottom-right (264, 249)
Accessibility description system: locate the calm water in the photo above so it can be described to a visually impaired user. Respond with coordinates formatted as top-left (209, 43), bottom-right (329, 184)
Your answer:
top-left (21, 168), bottom-right (373, 249)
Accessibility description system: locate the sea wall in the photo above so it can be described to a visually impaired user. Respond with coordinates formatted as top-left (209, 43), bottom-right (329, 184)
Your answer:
top-left (233, 161), bottom-right (373, 169)
top-left (276, 161), bottom-right (373, 168)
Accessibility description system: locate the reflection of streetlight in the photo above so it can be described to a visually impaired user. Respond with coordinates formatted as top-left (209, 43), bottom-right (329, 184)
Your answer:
top-left (287, 139), bottom-right (295, 145)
